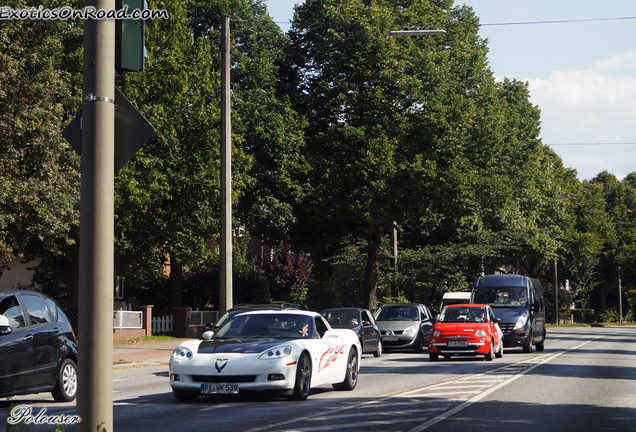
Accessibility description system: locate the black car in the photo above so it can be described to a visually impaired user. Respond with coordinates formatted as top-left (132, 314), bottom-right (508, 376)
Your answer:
top-left (0, 289), bottom-right (78, 402)
top-left (320, 308), bottom-right (382, 357)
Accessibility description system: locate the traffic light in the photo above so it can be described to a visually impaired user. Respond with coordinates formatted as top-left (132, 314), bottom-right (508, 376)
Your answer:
top-left (115, 0), bottom-right (146, 75)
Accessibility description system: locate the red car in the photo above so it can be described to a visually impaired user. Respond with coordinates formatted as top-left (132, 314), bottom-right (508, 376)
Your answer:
top-left (428, 304), bottom-right (503, 361)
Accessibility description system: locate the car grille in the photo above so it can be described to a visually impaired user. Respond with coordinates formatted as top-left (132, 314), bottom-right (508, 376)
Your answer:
top-left (380, 330), bottom-right (404, 335)
top-left (193, 375), bottom-right (257, 383)
top-left (498, 323), bottom-right (514, 334)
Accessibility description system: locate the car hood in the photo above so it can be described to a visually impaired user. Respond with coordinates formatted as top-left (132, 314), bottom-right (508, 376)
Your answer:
top-left (376, 321), bottom-right (420, 331)
top-left (490, 307), bottom-right (527, 324)
top-left (434, 323), bottom-right (487, 332)
top-left (197, 338), bottom-right (288, 354)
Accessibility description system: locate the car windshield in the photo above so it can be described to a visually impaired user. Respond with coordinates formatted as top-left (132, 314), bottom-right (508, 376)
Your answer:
top-left (440, 307), bottom-right (486, 323)
top-left (375, 305), bottom-right (419, 321)
top-left (321, 310), bottom-right (358, 328)
top-left (472, 287), bottom-right (528, 308)
top-left (214, 313), bottom-right (314, 339)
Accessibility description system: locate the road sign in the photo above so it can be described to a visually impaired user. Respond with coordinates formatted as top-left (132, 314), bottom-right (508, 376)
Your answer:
top-left (63, 87), bottom-right (155, 173)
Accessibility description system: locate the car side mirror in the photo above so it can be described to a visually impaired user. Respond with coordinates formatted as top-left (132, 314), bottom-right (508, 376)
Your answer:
top-left (0, 325), bottom-right (11, 335)
top-left (363, 320), bottom-right (371, 327)
top-left (201, 331), bottom-right (214, 340)
top-left (493, 317), bottom-right (501, 323)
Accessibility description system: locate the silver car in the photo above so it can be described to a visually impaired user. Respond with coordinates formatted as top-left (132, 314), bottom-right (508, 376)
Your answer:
top-left (374, 303), bottom-right (434, 353)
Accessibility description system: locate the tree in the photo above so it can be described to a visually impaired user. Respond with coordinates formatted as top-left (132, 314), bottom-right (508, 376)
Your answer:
top-left (114, 0), bottom-right (248, 308)
top-left (0, 0), bottom-right (83, 319)
top-left (263, 244), bottom-right (313, 303)
top-left (284, 0), bottom-right (506, 310)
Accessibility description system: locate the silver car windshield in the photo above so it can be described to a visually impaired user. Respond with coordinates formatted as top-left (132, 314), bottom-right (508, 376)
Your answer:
top-left (472, 287), bottom-right (528, 308)
top-left (375, 305), bottom-right (419, 321)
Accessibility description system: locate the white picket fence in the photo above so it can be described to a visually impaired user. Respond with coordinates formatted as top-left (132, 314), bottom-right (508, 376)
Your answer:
top-left (152, 315), bottom-right (173, 334)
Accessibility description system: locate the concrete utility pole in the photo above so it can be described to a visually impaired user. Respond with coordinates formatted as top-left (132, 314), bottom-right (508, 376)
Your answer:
top-left (76, 1), bottom-right (115, 431)
top-left (219, 13), bottom-right (233, 314)
top-left (554, 258), bottom-right (559, 325)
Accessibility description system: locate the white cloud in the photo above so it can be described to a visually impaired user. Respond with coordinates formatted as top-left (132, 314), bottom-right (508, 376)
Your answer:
top-left (525, 52), bottom-right (636, 180)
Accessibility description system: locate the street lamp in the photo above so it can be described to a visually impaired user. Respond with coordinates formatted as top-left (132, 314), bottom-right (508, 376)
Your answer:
top-left (387, 28), bottom-right (446, 298)
top-left (613, 220), bottom-right (630, 323)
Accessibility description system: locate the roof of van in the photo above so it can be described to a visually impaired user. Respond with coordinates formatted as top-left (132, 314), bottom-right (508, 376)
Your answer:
top-left (474, 274), bottom-right (531, 287)
top-left (441, 292), bottom-right (471, 299)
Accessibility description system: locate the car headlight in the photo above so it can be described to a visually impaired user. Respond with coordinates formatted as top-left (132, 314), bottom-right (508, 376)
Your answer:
top-left (172, 346), bottom-right (193, 360)
top-left (403, 325), bottom-right (418, 335)
top-left (433, 329), bottom-right (441, 337)
top-left (513, 313), bottom-right (528, 330)
top-left (258, 345), bottom-right (292, 360)
top-left (475, 329), bottom-right (486, 337)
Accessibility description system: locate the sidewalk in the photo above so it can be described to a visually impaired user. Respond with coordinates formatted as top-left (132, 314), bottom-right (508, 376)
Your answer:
top-left (113, 338), bottom-right (191, 369)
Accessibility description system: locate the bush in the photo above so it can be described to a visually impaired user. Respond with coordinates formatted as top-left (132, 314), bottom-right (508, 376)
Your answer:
top-left (599, 308), bottom-right (619, 323)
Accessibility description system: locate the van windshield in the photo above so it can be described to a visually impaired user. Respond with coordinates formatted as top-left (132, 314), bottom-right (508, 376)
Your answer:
top-left (472, 287), bottom-right (528, 308)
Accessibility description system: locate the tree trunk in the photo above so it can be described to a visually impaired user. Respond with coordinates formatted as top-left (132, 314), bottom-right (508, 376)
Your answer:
top-left (169, 255), bottom-right (183, 309)
top-left (363, 230), bottom-right (382, 311)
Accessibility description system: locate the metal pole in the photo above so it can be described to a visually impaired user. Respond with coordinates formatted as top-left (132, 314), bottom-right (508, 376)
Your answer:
top-left (553, 258), bottom-right (559, 325)
top-left (219, 14), bottom-right (233, 314)
top-left (619, 267), bottom-right (623, 323)
top-left (390, 222), bottom-right (398, 297)
top-left (76, 1), bottom-right (115, 430)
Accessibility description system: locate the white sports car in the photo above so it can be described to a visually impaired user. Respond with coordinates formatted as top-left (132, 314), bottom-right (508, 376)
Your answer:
top-left (169, 310), bottom-right (361, 401)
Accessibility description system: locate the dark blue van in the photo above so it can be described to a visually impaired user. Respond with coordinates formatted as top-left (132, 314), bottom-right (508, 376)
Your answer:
top-left (471, 275), bottom-right (546, 352)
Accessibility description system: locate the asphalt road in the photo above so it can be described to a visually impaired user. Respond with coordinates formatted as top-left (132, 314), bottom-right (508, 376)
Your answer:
top-left (2, 326), bottom-right (635, 431)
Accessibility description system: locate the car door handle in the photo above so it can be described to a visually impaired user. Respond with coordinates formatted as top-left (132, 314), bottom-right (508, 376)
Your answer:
top-left (52, 327), bottom-right (60, 334)
top-left (23, 334), bottom-right (34, 341)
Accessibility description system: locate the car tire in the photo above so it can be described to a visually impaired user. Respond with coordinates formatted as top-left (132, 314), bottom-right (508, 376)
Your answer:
top-left (289, 352), bottom-right (311, 401)
top-left (429, 352), bottom-right (438, 362)
top-left (52, 358), bottom-right (78, 402)
top-left (495, 338), bottom-right (504, 358)
top-left (413, 332), bottom-right (424, 353)
top-left (373, 339), bottom-right (382, 358)
top-left (333, 347), bottom-right (358, 391)
top-left (523, 331), bottom-right (533, 353)
top-left (173, 389), bottom-right (199, 401)
top-left (536, 330), bottom-right (546, 352)
top-left (485, 340), bottom-right (494, 361)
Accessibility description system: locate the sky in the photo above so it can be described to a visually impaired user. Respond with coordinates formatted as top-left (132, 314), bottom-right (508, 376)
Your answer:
top-left (264, 0), bottom-right (636, 182)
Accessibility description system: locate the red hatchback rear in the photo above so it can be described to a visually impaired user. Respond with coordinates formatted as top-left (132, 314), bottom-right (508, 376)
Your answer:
top-left (428, 304), bottom-right (503, 361)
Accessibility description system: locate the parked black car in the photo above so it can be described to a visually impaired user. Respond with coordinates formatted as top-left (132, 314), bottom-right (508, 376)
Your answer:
top-left (320, 308), bottom-right (382, 357)
top-left (0, 289), bottom-right (78, 402)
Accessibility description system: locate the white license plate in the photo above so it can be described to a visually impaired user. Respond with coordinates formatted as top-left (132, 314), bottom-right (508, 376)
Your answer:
top-left (447, 340), bottom-right (468, 347)
top-left (201, 383), bottom-right (239, 394)
top-left (382, 336), bottom-right (399, 341)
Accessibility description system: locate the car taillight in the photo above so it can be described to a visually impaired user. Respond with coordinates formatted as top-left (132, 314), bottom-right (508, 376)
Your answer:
top-left (69, 322), bottom-right (77, 341)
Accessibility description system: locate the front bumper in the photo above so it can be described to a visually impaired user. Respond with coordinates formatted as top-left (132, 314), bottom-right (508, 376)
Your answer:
top-left (501, 324), bottom-right (531, 348)
top-left (169, 355), bottom-right (298, 394)
top-left (429, 339), bottom-right (488, 356)
top-left (380, 334), bottom-right (418, 349)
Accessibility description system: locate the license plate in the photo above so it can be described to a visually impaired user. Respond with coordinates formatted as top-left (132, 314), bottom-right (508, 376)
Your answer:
top-left (382, 336), bottom-right (398, 341)
top-left (201, 383), bottom-right (239, 394)
top-left (447, 340), bottom-right (467, 347)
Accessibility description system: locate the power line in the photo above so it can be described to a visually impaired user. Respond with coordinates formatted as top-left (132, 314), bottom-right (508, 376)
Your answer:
top-left (544, 142), bottom-right (636, 147)
top-left (482, 16), bottom-right (636, 27)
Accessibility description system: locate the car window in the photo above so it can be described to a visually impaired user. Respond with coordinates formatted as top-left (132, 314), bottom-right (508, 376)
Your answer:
top-left (375, 305), bottom-right (419, 321)
top-left (362, 310), bottom-right (374, 325)
top-left (20, 294), bottom-right (53, 326)
top-left (43, 297), bottom-right (58, 321)
top-left (440, 307), bottom-right (486, 323)
top-left (315, 316), bottom-right (328, 338)
top-left (0, 296), bottom-right (26, 330)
